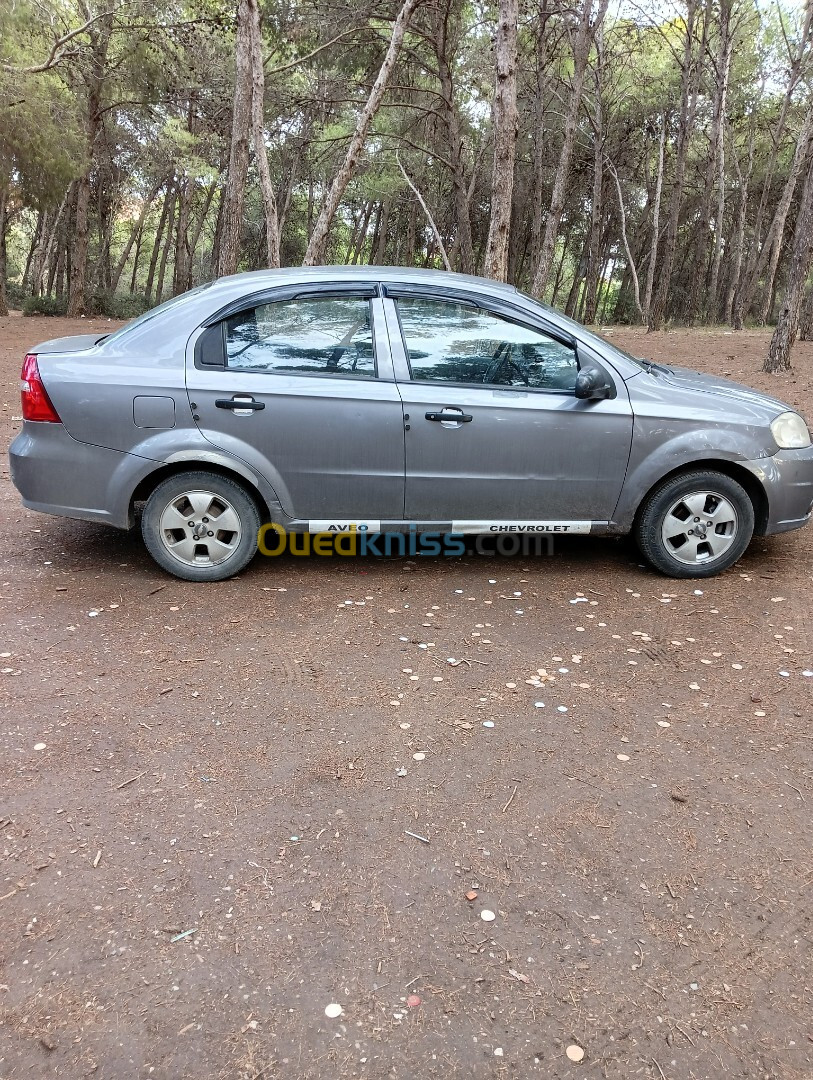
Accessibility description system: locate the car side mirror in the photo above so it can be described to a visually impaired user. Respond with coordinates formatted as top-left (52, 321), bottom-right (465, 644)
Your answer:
top-left (575, 365), bottom-right (611, 400)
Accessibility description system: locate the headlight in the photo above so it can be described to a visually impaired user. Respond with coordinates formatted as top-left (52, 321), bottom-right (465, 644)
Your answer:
top-left (771, 411), bottom-right (811, 449)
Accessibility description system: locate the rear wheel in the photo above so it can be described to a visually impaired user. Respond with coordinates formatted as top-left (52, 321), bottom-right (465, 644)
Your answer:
top-left (635, 470), bottom-right (754, 578)
top-left (141, 470), bottom-right (261, 581)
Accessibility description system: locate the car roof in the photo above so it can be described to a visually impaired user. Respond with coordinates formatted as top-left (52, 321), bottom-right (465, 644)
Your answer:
top-left (215, 265), bottom-right (521, 297)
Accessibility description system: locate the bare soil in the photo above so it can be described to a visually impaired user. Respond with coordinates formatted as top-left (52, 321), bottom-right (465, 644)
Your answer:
top-left (1, 315), bottom-right (812, 1079)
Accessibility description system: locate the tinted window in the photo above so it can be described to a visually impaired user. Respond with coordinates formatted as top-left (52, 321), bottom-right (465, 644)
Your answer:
top-left (225, 296), bottom-right (375, 376)
top-left (396, 297), bottom-right (578, 390)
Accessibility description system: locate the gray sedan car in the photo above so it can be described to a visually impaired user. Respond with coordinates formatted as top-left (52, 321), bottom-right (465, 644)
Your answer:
top-left (10, 267), bottom-right (813, 581)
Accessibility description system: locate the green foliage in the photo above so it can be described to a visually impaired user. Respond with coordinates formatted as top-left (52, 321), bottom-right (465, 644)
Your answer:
top-left (90, 293), bottom-right (151, 319)
top-left (22, 294), bottom-right (68, 316)
top-left (5, 279), bottom-right (27, 308)
top-left (0, 3), bottom-right (84, 206)
top-left (1, 0), bottom-right (812, 330)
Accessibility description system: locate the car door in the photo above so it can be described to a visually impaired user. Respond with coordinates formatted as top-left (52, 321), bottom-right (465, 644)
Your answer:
top-left (384, 291), bottom-right (633, 526)
top-left (186, 287), bottom-right (405, 524)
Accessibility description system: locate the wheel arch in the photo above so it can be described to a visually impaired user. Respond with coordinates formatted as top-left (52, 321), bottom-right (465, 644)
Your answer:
top-left (128, 461), bottom-right (272, 526)
top-left (633, 459), bottom-right (769, 535)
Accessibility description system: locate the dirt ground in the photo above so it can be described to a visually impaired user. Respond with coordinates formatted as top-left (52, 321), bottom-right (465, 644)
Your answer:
top-left (1, 315), bottom-right (812, 1080)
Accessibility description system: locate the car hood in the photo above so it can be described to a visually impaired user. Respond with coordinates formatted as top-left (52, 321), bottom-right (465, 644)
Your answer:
top-left (657, 365), bottom-right (792, 417)
top-left (32, 334), bottom-right (105, 354)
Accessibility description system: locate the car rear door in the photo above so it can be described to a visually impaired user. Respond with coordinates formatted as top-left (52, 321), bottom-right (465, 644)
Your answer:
top-left (186, 285), bottom-right (405, 524)
top-left (382, 288), bottom-right (633, 527)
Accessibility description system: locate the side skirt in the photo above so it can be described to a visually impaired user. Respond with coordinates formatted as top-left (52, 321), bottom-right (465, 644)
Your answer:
top-left (276, 519), bottom-right (624, 536)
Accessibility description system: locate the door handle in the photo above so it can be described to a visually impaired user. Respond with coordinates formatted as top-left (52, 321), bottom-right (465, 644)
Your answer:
top-left (215, 397), bottom-right (265, 412)
top-left (425, 409), bottom-right (473, 423)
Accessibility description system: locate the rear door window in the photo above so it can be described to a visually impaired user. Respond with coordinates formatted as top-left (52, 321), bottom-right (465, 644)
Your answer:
top-left (225, 295), bottom-right (376, 377)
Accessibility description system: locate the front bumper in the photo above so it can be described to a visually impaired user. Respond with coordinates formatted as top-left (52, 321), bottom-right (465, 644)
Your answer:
top-left (746, 445), bottom-right (813, 534)
top-left (9, 421), bottom-right (148, 529)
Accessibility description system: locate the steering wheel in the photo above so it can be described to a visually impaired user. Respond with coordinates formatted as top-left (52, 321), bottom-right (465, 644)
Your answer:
top-left (482, 345), bottom-right (530, 386)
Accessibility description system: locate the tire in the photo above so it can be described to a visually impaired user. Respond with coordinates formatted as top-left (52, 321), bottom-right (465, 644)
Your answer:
top-left (634, 469), bottom-right (755, 578)
top-left (141, 470), bottom-right (261, 582)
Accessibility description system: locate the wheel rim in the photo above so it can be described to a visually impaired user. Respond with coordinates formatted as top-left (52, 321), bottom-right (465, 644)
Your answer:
top-left (158, 489), bottom-right (243, 569)
top-left (660, 489), bottom-right (739, 566)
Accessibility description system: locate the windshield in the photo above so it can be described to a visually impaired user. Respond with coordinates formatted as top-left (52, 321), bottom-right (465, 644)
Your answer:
top-left (104, 281), bottom-right (215, 343)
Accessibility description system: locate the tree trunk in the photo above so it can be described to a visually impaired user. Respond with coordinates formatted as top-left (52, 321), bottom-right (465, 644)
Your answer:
top-left (597, 251), bottom-right (614, 322)
top-left (52, 237), bottom-right (67, 298)
top-left (48, 199), bottom-right (69, 297)
top-left (350, 201), bottom-right (374, 263)
top-left (67, 16), bottom-right (111, 316)
top-left (743, 7), bottom-right (813, 295)
top-left (145, 185), bottom-right (172, 305)
top-left (724, 110), bottom-right (755, 326)
top-left (41, 191), bottom-right (70, 295)
top-left (111, 178), bottom-right (163, 293)
top-left (549, 219), bottom-right (573, 306)
top-left (0, 184), bottom-right (9, 316)
top-left (706, 0), bottom-right (733, 319)
top-left (764, 154), bottom-right (813, 372)
top-left (343, 201), bottom-right (365, 262)
top-left (155, 190), bottom-right (176, 305)
top-left (607, 159), bottom-right (643, 321)
top-left (434, 0), bottom-right (474, 273)
top-left (642, 114), bottom-right (666, 322)
top-left (374, 198), bottom-right (391, 263)
top-left (529, 0), bottom-right (554, 275)
top-left (565, 235), bottom-right (588, 317)
top-left (396, 156), bottom-right (452, 270)
top-left (583, 164), bottom-right (602, 323)
top-left (482, 0), bottom-right (519, 281)
top-left (96, 160), bottom-right (118, 296)
top-left (405, 200), bottom-right (417, 264)
top-left (583, 57), bottom-right (604, 324)
top-left (683, 0), bottom-right (731, 323)
top-left (173, 176), bottom-right (192, 295)
top-left (217, 0), bottom-right (254, 277)
top-left (249, 0), bottom-right (281, 268)
top-left (303, 0), bottom-right (424, 265)
top-left (186, 182), bottom-right (218, 286)
top-left (67, 175), bottom-right (92, 315)
top-left (22, 209), bottom-right (46, 295)
top-left (276, 140), bottom-right (301, 238)
top-left (129, 226), bottom-right (143, 294)
top-left (648, 0), bottom-right (703, 332)
top-left (735, 100), bottom-right (813, 327)
top-left (531, 0), bottom-right (609, 298)
top-left (506, 185), bottom-right (526, 282)
top-left (799, 284), bottom-right (813, 340)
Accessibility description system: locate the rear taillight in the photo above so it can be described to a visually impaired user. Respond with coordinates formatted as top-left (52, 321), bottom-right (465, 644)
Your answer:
top-left (21, 354), bottom-right (61, 423)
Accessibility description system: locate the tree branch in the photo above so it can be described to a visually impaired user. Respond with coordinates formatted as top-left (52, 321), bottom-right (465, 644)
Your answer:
top-left (396, 152), bottom-right (451, 271)
top-left (2, 7), bottom-right (121, 73)
top-left (264, 28), bottom-right (371, 74)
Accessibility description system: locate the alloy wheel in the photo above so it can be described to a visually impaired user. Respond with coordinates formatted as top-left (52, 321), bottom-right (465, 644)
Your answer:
top-left (660, 490), bottom-right (739, 566)
top-left (158, 489), bottom-right (243, 568)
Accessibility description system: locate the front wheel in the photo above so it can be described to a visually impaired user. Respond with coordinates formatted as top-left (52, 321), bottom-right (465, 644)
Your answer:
top-left (634, 470), bottom-right (755, 578)
top-left (141, 470), bottom-right (261, 582)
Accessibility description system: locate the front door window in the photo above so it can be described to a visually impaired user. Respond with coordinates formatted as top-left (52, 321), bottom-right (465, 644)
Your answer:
top-left (396, 297), bottom-right (579, 391)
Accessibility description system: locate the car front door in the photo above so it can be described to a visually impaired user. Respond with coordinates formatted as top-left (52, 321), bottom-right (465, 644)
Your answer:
top-left (384, 291), bottom-right (633, 527)
top-left (186, 287), bottom-right (404, 525)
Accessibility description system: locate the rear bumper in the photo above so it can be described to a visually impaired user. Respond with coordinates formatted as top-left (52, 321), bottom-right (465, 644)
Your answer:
top-left (9, 421), bottom-right (148, 529)
top-left (746, 446), bottom-right (813, 535)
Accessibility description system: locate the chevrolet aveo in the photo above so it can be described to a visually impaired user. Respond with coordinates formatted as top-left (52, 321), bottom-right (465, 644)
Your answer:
top-left (9, 267), bottom-right (813, 581)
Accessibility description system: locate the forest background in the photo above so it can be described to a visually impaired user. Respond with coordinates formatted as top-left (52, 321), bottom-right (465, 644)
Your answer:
top-left (3, 0), bottom-right (813, 370)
